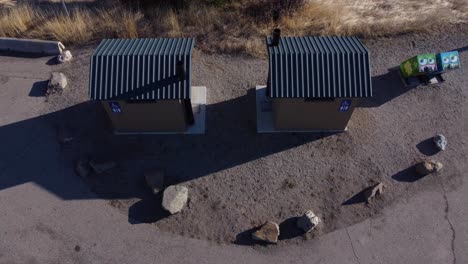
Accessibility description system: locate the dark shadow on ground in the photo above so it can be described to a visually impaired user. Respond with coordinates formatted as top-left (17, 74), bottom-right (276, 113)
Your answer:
top-left (0, 88), bottom-right (330, 204)
top-left (456, 46), bottom-right (468, 53)
top-left (278, 217), bottom-right (302, 240)
top-left (233, 226), bottom-right (261, 246)
top-left (46, 57), bottom-right (58, 66)
top-left (0, 51), bottom-right (51, 58)
top-left (29, 80), bottom-right (48, 97)
top-left (416, 137), bottom-right (439, 156)
top-left (391, 165), bottom-right (425, 182)
top-left (342, 188), bottom-right (368, 205)
top-left (360, 67), bottom-right (409, 108)
top-left (128, 193), bottom-right (169, 224)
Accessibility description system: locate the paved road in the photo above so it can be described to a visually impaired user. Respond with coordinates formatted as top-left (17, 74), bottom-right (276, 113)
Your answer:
top-left (0, 45), bottom-right (467, 263)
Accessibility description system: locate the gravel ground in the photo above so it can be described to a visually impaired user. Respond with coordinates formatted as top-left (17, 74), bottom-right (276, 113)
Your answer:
top-left (43, 25), bottom-right (468, 246)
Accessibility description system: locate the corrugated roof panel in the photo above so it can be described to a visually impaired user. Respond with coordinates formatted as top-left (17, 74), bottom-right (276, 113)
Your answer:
top-left (266, 36), bottom-right (372, 98)
top-left (89, 38), bottom-right (194, 100)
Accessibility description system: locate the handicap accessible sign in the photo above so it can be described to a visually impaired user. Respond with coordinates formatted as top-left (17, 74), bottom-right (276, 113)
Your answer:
top-left (339, 100), bottom-right (352, 112)
top-left (109, 102), bottom-right (122, 113)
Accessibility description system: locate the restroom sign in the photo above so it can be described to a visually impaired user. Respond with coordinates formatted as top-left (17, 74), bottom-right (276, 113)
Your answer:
top-left (109, 102), bottom-right (122, 113)
top-left (339, 100), bottom-right (352, 112)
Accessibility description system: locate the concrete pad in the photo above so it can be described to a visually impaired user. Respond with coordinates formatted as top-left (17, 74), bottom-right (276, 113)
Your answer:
top-left (114, 86), bottom-right (206, 135)
top-left (0, 38), bottom-right (65, 56)
top-left (444, 176), bottom-right (468, 264)
top-left (0, 56), bottom-right (51, 125)
top-left (255, 85), bottom-right (346, 133)
top-left (347, 190), bottom-right (454, 264)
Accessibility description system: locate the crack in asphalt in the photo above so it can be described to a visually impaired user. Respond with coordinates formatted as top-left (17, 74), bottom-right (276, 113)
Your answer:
top-left (440, 182), bottom-right (457, 264)
top-left (346, 228), bottom-right (362, 264)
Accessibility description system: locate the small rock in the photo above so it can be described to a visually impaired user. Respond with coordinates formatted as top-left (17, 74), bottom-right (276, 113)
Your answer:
top-left (297, 210), bottom-right (321, 233)
top-left (363, 182), bottom-right (384, 203)
top-left (415, 160), bottom-right (443, 176)
top-left (57, 50), bottom-right (73, 63)
top-left (162, 185), bottom-right (188, 214)
top-left (433, 134), bottom-right (447, 151)
top-left (252, 221), bottom-right (280, 244)
top-left (144, 170), bottom-right (164, 194)
top-left (75, 159), bottom-right (90, 178)
top-left (47, 72), bottom-right (68, 95)
top-left (89, 160), bottom-right (116, 174)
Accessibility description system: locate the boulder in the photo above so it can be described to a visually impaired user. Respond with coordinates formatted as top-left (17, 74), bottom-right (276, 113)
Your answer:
top-left (363, 182), bottom-right (384, 203)
top-left (252, 221), bottom-right (280, 243)
top-left (415, 160), bottom-right (443, 176)
top-left (89, 160), bottom-right (116, 174)
top-left (47, 72), bottom-right (67, 95)
top-left (162, 185), bottom-right (188, 214)
top-left (144, 170), bottom-right (164, 194)
top-left (433, 134), bottom-right (447, 151)
top-left (57, 50), bottom-right (73, 63)
top-left (297, 210), bottom-right (321, 233)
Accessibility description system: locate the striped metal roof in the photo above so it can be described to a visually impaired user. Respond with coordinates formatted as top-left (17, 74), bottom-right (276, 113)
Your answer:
top-left (266, 36), bottom-right (372, 98)
top-left (89, 38), bottom-right (194, 100)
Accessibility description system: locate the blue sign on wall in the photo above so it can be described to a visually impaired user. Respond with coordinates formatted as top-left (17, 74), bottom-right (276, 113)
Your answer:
top-left (339, 100), bottom-right (352, 112)
top-left (109, 102), bottom-right (122, 113)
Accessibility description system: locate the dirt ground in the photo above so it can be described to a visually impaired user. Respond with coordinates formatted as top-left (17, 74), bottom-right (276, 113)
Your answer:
top-left (40, 25), bottom-right (468, 246)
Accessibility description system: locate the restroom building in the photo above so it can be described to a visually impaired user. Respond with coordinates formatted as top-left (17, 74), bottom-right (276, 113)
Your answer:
top-left (89, 38), bottom-right (195, 133)
top-left (266, 33), bottom-right (373, 131)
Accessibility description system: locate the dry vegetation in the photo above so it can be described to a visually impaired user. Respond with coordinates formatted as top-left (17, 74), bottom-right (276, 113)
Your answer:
top-left (1, 0), bottom-right (468, 56)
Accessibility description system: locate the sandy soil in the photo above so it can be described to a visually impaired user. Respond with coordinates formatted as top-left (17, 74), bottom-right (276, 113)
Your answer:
top-left (41, 25), bottom-right (468, 246)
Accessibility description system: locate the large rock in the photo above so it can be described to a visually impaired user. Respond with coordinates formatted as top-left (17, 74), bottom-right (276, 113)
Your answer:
top-left (363, 182), bottom-right (384, 203)
top-left (47, 72), bottom-right (67, 95)
top-left (57, 50), bottom-right (73, 63)
top-left (162, 185), bottom-right (188, 214)
top-left (252, 221), bottom-right (280, 243)
top-left (433, 134), bottom-right (447, 151)
top-left (89, 160), bottom-right (116, 174)
top-left (297, 210), bottom-right (321, 233)
top-left (415, 160), bottom-right (443, 176)
top-left (144, 170), bottom-right (164, 194)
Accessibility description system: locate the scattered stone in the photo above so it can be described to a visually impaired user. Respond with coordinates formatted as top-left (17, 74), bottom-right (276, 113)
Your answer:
top-left (363, 182), bottom-right (384, 203)
top-left (57, 50), bottom-right (73, 63)
top-left (433, 134), bottom-right (447, 151)
top-left (75, 159), bottom-right (90, 178)
top-left (144, 170), bottom-right (164, 194)
top-left (89, 160), bottom-right (116, 174)
top-left (162, 185), bottom-right (188, 214)
top-left (415, 160), bottom-right (443, 176)
top-left (252, 221), bottom-right (280, 243)
top-left (47, 72), bottom-right (67, 95)
top-left (297, 210), bottom-right (321, 233)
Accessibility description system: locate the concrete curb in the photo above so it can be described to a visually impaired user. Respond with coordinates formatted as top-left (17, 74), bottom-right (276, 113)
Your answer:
top-left (0, 38), bottom-right (65, 55)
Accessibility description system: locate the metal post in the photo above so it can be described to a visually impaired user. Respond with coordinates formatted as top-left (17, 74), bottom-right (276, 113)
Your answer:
top-left (62, 0), bottom-right (70, 18)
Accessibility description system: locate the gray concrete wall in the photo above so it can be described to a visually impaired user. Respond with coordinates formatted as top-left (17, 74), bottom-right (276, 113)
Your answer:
top-left (0, 38), bottom-right (65, 55)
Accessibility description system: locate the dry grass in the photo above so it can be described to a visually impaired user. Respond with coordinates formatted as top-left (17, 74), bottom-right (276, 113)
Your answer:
top-left (0, 0), bottom-right (16, 8)
top-left (33, 10), bottom-right (93, 44)
top-left (0, 2), bottom-right (145, 44)
top-left (0, 4), bottom-right (39, 37)
top-left (281, 0), bottom-right (468, 37)
top-left (0, 0), bottom-right (467, 56)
